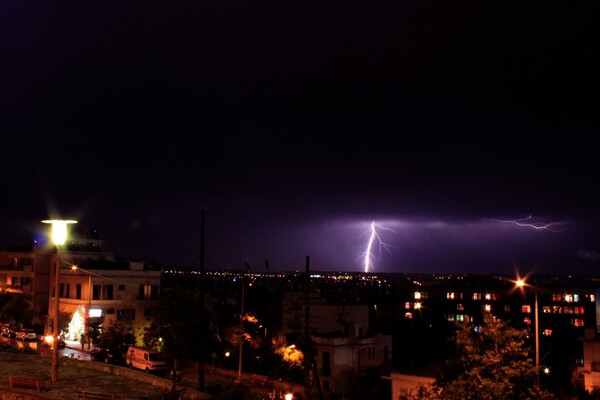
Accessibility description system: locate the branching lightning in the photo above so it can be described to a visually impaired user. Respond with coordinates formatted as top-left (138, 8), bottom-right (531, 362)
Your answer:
top-left (361, 221), bottom-right (395, 273)
top-left (492, 215), bottom-right (567, 233)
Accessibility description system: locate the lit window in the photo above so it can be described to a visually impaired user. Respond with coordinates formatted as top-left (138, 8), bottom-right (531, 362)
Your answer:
top-left (456, 315), bottom-right (464, 321)
top-left (485, 293), bottom-right (491, 300)
top-left (405, 312), bottom-right (413, 319)
top-left (447, 315), bottom-right (455, 321)
top-left (414, 292), bottom-right (421, 300)
top-left (447, 292), bottom-right (455, 300)
top-left (457, 303), bottom-right (464, 311)
top-left (414, 302), bottom-right (422, 310)
top-left (574, 294), bottom-right (580, 302)
top-left (405, 302), bottom-right (411, 309)
top-left (522, 305), bottom-right (531, 313)
top-left (524, 317), bottom-right (532, 325)
top-left (591, 294), bottom-right (596, 302)
top-left (552, 294), bottom-right (562, 302)
top-left (543, 329), bottom-right (553, 336)
top-left (484, 304), bottom-right (491, 312)
top-left (573, 319), bottom-right (585, 327)
top-left (565, 294), bottom-right (573, 303)
top-left (473, 293), bottom-right (482, 300)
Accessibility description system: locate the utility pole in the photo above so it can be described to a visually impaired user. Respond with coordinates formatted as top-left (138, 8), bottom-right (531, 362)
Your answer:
top-left (304, 256), bottom-right (311, 400)
top-left (238, 261), bottom-right (249, 383)
top-left (198, 210), bottom-right (205, 392)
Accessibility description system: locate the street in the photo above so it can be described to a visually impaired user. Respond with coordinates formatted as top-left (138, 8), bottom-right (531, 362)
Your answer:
top-left (0, 334), bottom-right (90, 360)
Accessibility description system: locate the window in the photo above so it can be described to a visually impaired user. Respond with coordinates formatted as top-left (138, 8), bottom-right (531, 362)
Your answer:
top-left (484, 304), bottom-right (491, 312)
top-left (117, 309), bottom-right (135, 321)
top-left (106, 308), bottom-right (115, 314)
top-left (456, 303), bottom-right (464, 311)
top-left (404, 302), bottom-right (411, 309)
top-left (573, 319), bottom-right (585, 327)
top-left (473, 293), bottom-right (482, 300)
top-left (552, 294), bottom-right (562, 302)
top-left (522, 305), bottom-right (531, 313)
top-left (447, 292), bottom-right (455, 300)
top-left (414, 292), bottom-right (421, 300)
top-left (76, 284), bottom-right (82, 300)
top-left (118, 285), bottom-right (125, 291)
top-left (565, 294), bottom-right (574, 303)
top-left (94, 285), bottom-right (114, 300)
top-left (139, 285), bottom-right (158, 299)
top-left (322, 352), bottom-right (330, 376)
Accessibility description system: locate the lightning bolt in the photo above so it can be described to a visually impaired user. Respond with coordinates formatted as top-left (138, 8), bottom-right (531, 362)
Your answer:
top-left (492, 215), bottom-right (567, 233)
top-left (361, 221), bottom-right (395, 273)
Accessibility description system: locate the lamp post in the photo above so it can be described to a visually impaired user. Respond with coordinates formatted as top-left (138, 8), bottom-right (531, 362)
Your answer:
top-left (516, 278), bottom-right (540, 389)
top-left (42, 219), bottom-right (77, 382)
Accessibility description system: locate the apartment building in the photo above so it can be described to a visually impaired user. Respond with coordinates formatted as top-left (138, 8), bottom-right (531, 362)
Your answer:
top-left (0, 228), bottom-right (161, 345)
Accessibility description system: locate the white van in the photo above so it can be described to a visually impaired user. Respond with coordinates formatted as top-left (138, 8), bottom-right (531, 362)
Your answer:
top-left (126, 346), bottom-right (167, 372)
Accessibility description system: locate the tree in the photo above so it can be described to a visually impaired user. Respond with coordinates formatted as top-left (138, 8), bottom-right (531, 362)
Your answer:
top-left (0, 293), bottom-right (34, 326)
top-left (433, 312), bottom-right (555, 400)
top-left (97, 319), bottom-right (134, 353)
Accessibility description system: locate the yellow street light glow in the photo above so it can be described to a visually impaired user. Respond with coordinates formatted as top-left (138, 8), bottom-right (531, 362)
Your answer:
top-left (42, 219), bottom-right (77, 245)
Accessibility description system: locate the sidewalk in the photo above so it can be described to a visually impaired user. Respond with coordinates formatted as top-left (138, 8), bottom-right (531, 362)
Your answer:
top-left (64, 338), bottom-right (94, 352)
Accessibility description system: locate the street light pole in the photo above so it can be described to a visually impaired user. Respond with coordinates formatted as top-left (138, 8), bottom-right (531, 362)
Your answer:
top-left (42, 219), bottom-right (77, 383)
top-left (516, 278), bottom-right (540, 390)
top-left (88, 273), bottom-right (92, 349)
top-left (52, 243), bottom-right (61, 382)
top-left (534, 289), bottom-right (540, 389)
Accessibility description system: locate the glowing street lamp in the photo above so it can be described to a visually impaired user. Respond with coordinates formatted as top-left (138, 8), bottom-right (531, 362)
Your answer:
top-left (515, 277), bottom-right (540, 389)
top-left (42, 219), bottom-right (77, 382)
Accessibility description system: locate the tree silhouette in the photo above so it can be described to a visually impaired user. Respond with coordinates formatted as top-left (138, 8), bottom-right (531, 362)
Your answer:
top-left (433, 312), bottom-right (555, 400)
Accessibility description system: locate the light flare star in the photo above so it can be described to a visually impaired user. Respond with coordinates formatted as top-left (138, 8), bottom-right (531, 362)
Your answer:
top-left (360, 221), bottom-right (396, 273)
top-left (491, 215), bottom-right (567, 233)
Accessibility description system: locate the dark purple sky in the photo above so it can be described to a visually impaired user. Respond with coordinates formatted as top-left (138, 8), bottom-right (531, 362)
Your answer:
top-left (2, 1), bottom-right (599, 274)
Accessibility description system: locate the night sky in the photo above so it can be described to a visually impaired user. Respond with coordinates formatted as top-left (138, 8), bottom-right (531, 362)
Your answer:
top-left (2, 1), bottom-right (599, 274)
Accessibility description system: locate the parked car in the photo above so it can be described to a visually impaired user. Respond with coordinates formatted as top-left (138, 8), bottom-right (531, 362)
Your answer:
top-left (4, 326), bottom-right (18, 339)
top-left (90, 347), bottom-right (123, 364)
top-left (16, 328), bottom-right (37, 341)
